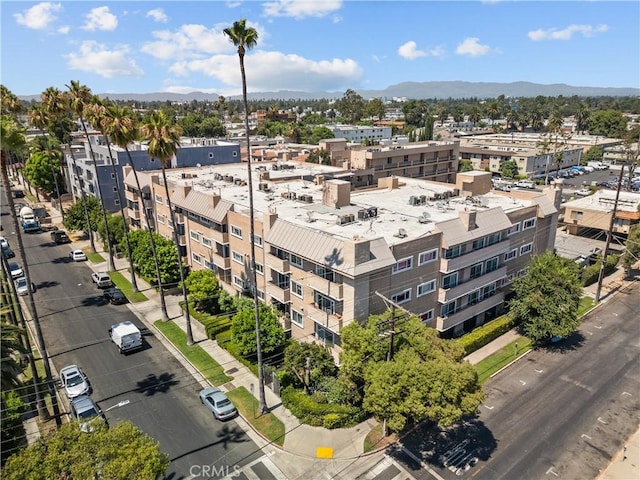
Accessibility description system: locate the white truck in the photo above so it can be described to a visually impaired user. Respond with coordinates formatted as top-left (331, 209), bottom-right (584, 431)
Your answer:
top-left (587, 161), bottom-right (608, 170)
top-left (91, 272), bottom-right (113, 288)
top-left (109, 321), bottom-right (143, 354)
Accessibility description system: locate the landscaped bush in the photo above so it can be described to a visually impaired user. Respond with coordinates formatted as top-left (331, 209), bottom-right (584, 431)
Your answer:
top-left (180, 301), bottom-right (233, 339)
top-left (582, 254), bottom-right (619, 286)
top-left (453, 314), bottom-right (519, 356)
top-left (281, 385), bottom-right (368, 429)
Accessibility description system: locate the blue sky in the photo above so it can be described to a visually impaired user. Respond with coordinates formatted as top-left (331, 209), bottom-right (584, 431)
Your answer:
top-left (2, 1), bottom-right (638, 97)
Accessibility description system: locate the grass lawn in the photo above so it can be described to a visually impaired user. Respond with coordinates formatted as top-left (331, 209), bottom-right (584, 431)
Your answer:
top-left (226, 387), bottom-right (285, 447)
top-left (475, 336), bottom-right (532, 384)
top-left (108, 271), bottom-right (148, 303)
top-left (578, 296), bottom-right (596, 316)
top-left (363, 422), bottom-right (397, 453)
top-left (86, 251), bottom-right (105, 263)
top-left (154, 320), bottom-right (232, 385)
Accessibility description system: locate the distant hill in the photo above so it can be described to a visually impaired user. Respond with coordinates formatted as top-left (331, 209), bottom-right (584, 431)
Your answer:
top-left (18, 81), bottom-right (639, 103)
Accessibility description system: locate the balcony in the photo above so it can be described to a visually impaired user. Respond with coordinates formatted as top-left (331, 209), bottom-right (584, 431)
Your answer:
top-left (266, 253), bottom-right (290, 273)
top-left (128, 208), bottom-right (140, 220)
top-left (438, 266), bottom-right (506, 303)
top-left (305, 302), bottom-right (343, 334)
top-left (207, 228), bottom-right (229, 244)
top-left (441, 241), bottom-right (510, 273)
top-left (306, 274), bottom-right (343, 300)
top-left (436, 291), bottom-right (504, 331)
top-left (267, 282), bottom-right (291, 304)
top-left (212, 251), bottom-right (231, 270)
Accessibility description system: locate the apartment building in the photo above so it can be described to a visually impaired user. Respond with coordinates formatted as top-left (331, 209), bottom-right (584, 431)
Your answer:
top-left (327, 125), bottom-right (393, 144)
top-left (562, 190), bottom-right (640, 236)
top-left (124, 162), bottom-right (559, 359)
top-left (348, 140), bottom-right (460, 187)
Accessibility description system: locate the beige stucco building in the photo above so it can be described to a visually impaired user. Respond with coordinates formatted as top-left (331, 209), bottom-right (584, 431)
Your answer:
top-left (562, 190), bottom-right (640, 236)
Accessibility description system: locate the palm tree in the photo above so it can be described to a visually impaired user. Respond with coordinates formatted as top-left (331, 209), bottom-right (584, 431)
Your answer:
top-left (575, 104), bottom-right (591, 135)
top-left (1, 113), bottom-right (60, 425)
top-left (66, 80), bottom-right (115, 270)
top-left (85, 97), bottom-right (140, 292)
top-left (42, 86), bottom-right (97, 253)
top-left (224, 18), bottom-right (267, 414)
top-left (0, 321), bottom-right (25, 392)
top-left (140, 111), bottom-right (193, 344)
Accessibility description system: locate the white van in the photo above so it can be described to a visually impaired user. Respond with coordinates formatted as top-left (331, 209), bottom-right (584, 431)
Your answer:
top-left (516, 180), bottom-right (536, 189)
top-left (109, 321), bottom-right (143, 354)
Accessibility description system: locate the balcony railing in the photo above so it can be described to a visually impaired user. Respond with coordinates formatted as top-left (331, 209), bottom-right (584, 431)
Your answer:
top-left (266, 253), bottom-right (290, 273)
top-left (440, 241), bottom-right (510, 273)
top-left (436, 291), bottom-right (504, 331)
top-left (267, 282), bottom-right (291, 304)
top-left (438, 266), bottom-right (506, 303)
top-left (306, 274), bottom-right (343, 300)
top-left (212, 251), bottom-right (231, 270)
top-left (305, 302), bottom-right (344, 334)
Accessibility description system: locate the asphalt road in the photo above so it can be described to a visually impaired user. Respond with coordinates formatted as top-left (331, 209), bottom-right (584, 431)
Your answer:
top-left (2, 208), bottom-right (263, 479)
top-left (396, 280), bottom-right (640, 480)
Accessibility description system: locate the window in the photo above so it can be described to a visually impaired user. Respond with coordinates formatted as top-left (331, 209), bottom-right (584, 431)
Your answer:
top-left (192, 252), bottom-right (202, 264)
top-left (442, 272), bottom-right (458, 289)
top-left (504, 249), bottom-right (517, 261)
top-left (232, 151), bottom-right (238, 157)
top-left (481, 284), bottom-right (496, 299)
top-left (291, 310), bottom-right (303, 327)
top-left (255, 263), bottom-right (264, 275)
top-left (190, 231), bottom-right (201, 242)
top-left (507, 223), bottom-right (521, 236)
top-left (419, 249), bottom-right (438, 265)
top-left (204, 260), bottom-right (214, 270)
top-left (391, 289), bottom-right (411, 304)
top-left (472, 238), bottom-right (485, 250)
top-left (202, 237), bottom-right (212, 248)
top-left (114, 199), bottom-right (120, 205)
top-left (315, 266), bottom-right (335, 282)
top-left (571, 211), bottom-right (584, 220)
top-left (468, 290), bottom-right (479, 305)
top-left (417, 280), bottom-right (436, 297)
top-left (520, 243), bottom-right (533, 255)
top-left (392, 257), bottom-right (413, 274)
top-left (157, 214), bottom-right (165, 225)
top-left (523, 218), bottom-right (536, 230)
top-left (444, 245), bottom-right (461, 259)
top-left (315, 323), bottom-right (334, 347)
top-left (112, 186), bottom-right (118, 192)
top-left (233, 276), bottom-right (245, 289)
top-left (314, 292), bottom-right (335, 314)
top-left (257, 290), bottom-right (265, 300)
top-left (470, 263), bottom-right (483, 279)
top-left (232, 251), bottom-right (244, 264)
top-left (486, 232), bottom-right (501, 246)
top-left (252, 234), bottom-right (263, 247)
top-left (155, 194), bottom-right (163, 204)
top-left (290, 254), bottom-right (303, 268)
top-left (231, 225), bottom-right (242, 238)
top-left (208, 153), bottom-right (214, 159)
top-left (291, 281), bottom-right (303, 298)
top-left (420, 310), bottom-right (434, 323)
top-left (441, 301), bottom-right (456, 317)
top-left (503, 274), bottom-right (514, 285)
top-left (485, 257), bottom-right (499, 273)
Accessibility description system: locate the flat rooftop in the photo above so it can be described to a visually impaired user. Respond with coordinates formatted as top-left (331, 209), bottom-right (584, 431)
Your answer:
top-left (563, 190), bottom-right (640, 213)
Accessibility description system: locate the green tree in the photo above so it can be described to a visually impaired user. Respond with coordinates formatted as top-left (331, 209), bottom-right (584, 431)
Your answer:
top-left (184, 269), bottom-right (220, 313)
top-left (200, 115), bottom-right (226, 137)
top-left (0, 323), bottom-right (25, 392)
top-left (96, 213), bottom-right (126, 253)
top-left (621, 224), bottom-right (640, 274)
top-left (283, 341), bottom-right (337, 393)
top-left (22, 150), bottom-right (61, 196)
top-left (364, 98), bottom-right (385, 121)
top-left (1, 391), bottom-right (26, 465)
top-left (581, 146), bottom-right (604, 164)
top-left (306, 149), bottom-right (331, 165)
top-left (459, 160), bottom-right (474, 172)
top-left (179, 112), bottom-right (205, 136)
top-left (336, 89), bottom-right (365, 124)
top-left (1, 421), bottom-right (169, 479)
top-left (306, 126), bottom-right (335, 145)
top-left (63, 195), bottom-right (103, 234)
top-left (231, 303), bottom-right (286, 357)
top-left (500, 160), bottom-right (519, 179)
top-left (509, 252), bottom-right (583, 345)
top-left (588, 110), bottom-right (628, 138)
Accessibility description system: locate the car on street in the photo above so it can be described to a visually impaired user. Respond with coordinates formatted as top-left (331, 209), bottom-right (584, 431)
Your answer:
top-left (0, 236), bottom-right (8, 248)
top-left (198, 387), bottom-right (237, 420)
top-left (8, 262), bottom-right (23, 279)
top-left (51, 230), bottom-right (71, 244)
top-left (92, 272), bottom-right (113, 288)
top-left (576, 188), bottom-right (592, 196)
top-left (69, 395), bottom-right (106, 433)
top-left (69, 249), bottom-right (87, 262)
top-left (59, 365), bottom-right (90, 399)
top-left (2, 245), bottom-right (15, 259)
top-left (103, 287), bottom-right (127, 305)
top-left (15, 276), bottom-right (36, 296)
top-left (11, 189), bottom-right (25, 198)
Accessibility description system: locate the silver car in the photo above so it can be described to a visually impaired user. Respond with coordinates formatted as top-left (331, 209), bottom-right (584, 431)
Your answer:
top-left (70, 395), bottom-right (105, 433)
top-left (15, 277), bottom-right (35, 296)
top-left (59, 365), bottom-right (90, 399)
top-left (199, 387), bottom-right (237, 420)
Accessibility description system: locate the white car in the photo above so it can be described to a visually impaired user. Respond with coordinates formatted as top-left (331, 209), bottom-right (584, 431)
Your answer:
top-left (0, 237), bottom-right (8, 248)
top-left (15, 277), bottom-right (35, 296)
top-left (8, 262), bottom-right (23, 279)
top-left (69, 249), bottom-right (87, 262)
top-left (59, 365), bottom-right (90, 399)
top-left (576, 188), bottom-right (592, 196)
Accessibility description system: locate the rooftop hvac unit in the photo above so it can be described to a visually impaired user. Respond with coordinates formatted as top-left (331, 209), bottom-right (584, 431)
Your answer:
top-left (357, 209), bottom-right (368, 220)
top-left (265, 194), bottom-right (274, 201)
top-left (409, 196), bottom-right (420, 206)
top-left (300, 194), bottom-right (313, 203)
top-left (452, 188), bottom-right (460, 197)
top-left (420, 195), bottom-right (427, 204)
top-left (224, 175), bottom-right (233, 182)
top-left (368, 207), bottom-right (378, 218)
top-left (418, 213), bottom-right (430, 224)
top-left (396, 228), bottom-right (408, 238)
top-left (234, 178), bottom-right (242, 185)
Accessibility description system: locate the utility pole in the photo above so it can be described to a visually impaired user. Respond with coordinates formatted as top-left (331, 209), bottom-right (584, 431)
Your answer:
top-left (595, 163), bottom-right (626, 302)
top-left (387, 304), bottom-right (396, 362)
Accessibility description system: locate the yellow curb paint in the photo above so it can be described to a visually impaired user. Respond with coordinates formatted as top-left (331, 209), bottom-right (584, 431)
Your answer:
top-left (316, 447), bottom-right (333, 459)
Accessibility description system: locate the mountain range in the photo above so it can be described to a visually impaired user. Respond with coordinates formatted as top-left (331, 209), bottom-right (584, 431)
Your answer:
top-left (19, 81), bottom-right (639, 103)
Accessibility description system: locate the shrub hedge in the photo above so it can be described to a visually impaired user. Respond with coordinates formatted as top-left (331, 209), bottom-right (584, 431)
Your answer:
top-left (582, 254), bottom-right (619, 287)
top-left (180, 301), bottom-right (233, 339)
top-left (453, 314), bottom-right (519, 356)
top-left (280, 385), bottom-right (368, 429)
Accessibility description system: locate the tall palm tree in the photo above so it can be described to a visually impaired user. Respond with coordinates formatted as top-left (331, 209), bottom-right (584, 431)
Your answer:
top-left (1, 113), bottom-right (60, 425)
top-left (86, 97), bottom-right (139, 291)
top-left (224, 18), bottom-right (267, 414)
top-left (66, 80), bottom-right (115, 270)
top-left (42, 86), bottom-right (97, 253)
top-left (140, 111), bottom-right (193, 344)
top-left (103, 104), bottom-right (168, 319)
top-left (0, 321), bottom-right (25, 392)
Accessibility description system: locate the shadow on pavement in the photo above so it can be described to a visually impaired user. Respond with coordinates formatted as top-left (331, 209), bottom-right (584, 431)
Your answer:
top-left (169, 424), bottom-right (250, 462)
top-left (135, 372), bottom-right (179, 396)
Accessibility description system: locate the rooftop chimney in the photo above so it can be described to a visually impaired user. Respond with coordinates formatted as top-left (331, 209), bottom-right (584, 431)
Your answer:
top-left (459, 208), bottom-right (477, 231)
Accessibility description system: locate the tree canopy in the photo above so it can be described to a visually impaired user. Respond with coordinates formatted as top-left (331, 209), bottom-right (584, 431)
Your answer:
top-left (587, 110), bottom-right (628, 138)
top-left (621, 224), bottom-right (640, 274)
top-left (1, 421), bottom-right (169, 480)
top-left (119, 229), bottom-right (182, 287)
top-left (500, 160), bottom-right (519, 179)
top-left (63, 196), bottom-right (103, 233)
top-left (183, 269), bottom-right (221, 313)
top-left (231, 303), bottom-right (287, 357)
top-left (508, 251), bottom-right (583, 344)
top-left (283, 341), bottom-right (337, 393)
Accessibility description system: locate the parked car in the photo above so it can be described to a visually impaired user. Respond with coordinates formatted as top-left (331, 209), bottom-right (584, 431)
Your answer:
top-left (59, 365), bottom-right (90, 399)
top-left (2, 245), bottom-right (15, 259)
top-left (8, 262), bottom-right (23, 279)
top-left (69, 249), bottom-right (87, 262)
top-left (15, 277), bottom-right (36, 296)
top-left (11, 189), bottom-right (25, 198)
top-left (576, 188), bottom-right (592, 196)
top-left (51, 230), bottom-right (71, 244)
top-left (0, 236), bottom-right (8, 248)
top-left (103, 287), bottom-right (127, 305)
top-left (198, 387), bottom-right (237, 420)
top-left (69, 395), bottom-right (105, 433)
top-left (92, 272), bottom-right (113, 288)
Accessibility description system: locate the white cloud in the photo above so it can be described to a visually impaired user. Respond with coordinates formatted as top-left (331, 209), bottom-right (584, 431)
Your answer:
top-left (429, 45), bottom-right (446, 57)
top-left (455, 37), bottom-right (492, 56)
top-left (146, 8), bottom-right (168, 23)
top-left (141, 24), bottom-right (234, 60)
top-left (58, 25), bottom-right (70, 34)
top-left (226, 1), bottom-right (242, 7)
top-left (82, 6), bottom-right (118, 31)
top-left (262, 0), bottom-right (342, 19)
top-left (172, 50), bottom-right (362, 92)
top-left (397, 41), bottom-right (426, 60)
top-left (64, 41), bottom-right (143, 78)
top-left (528, 24), bottom-right (609, 41)
top-left (14, 2), bottom-right (62, 30)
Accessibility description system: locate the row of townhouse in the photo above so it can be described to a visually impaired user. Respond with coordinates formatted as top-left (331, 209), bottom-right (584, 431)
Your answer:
top-left (124, 163), bottom-right (560, 360)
